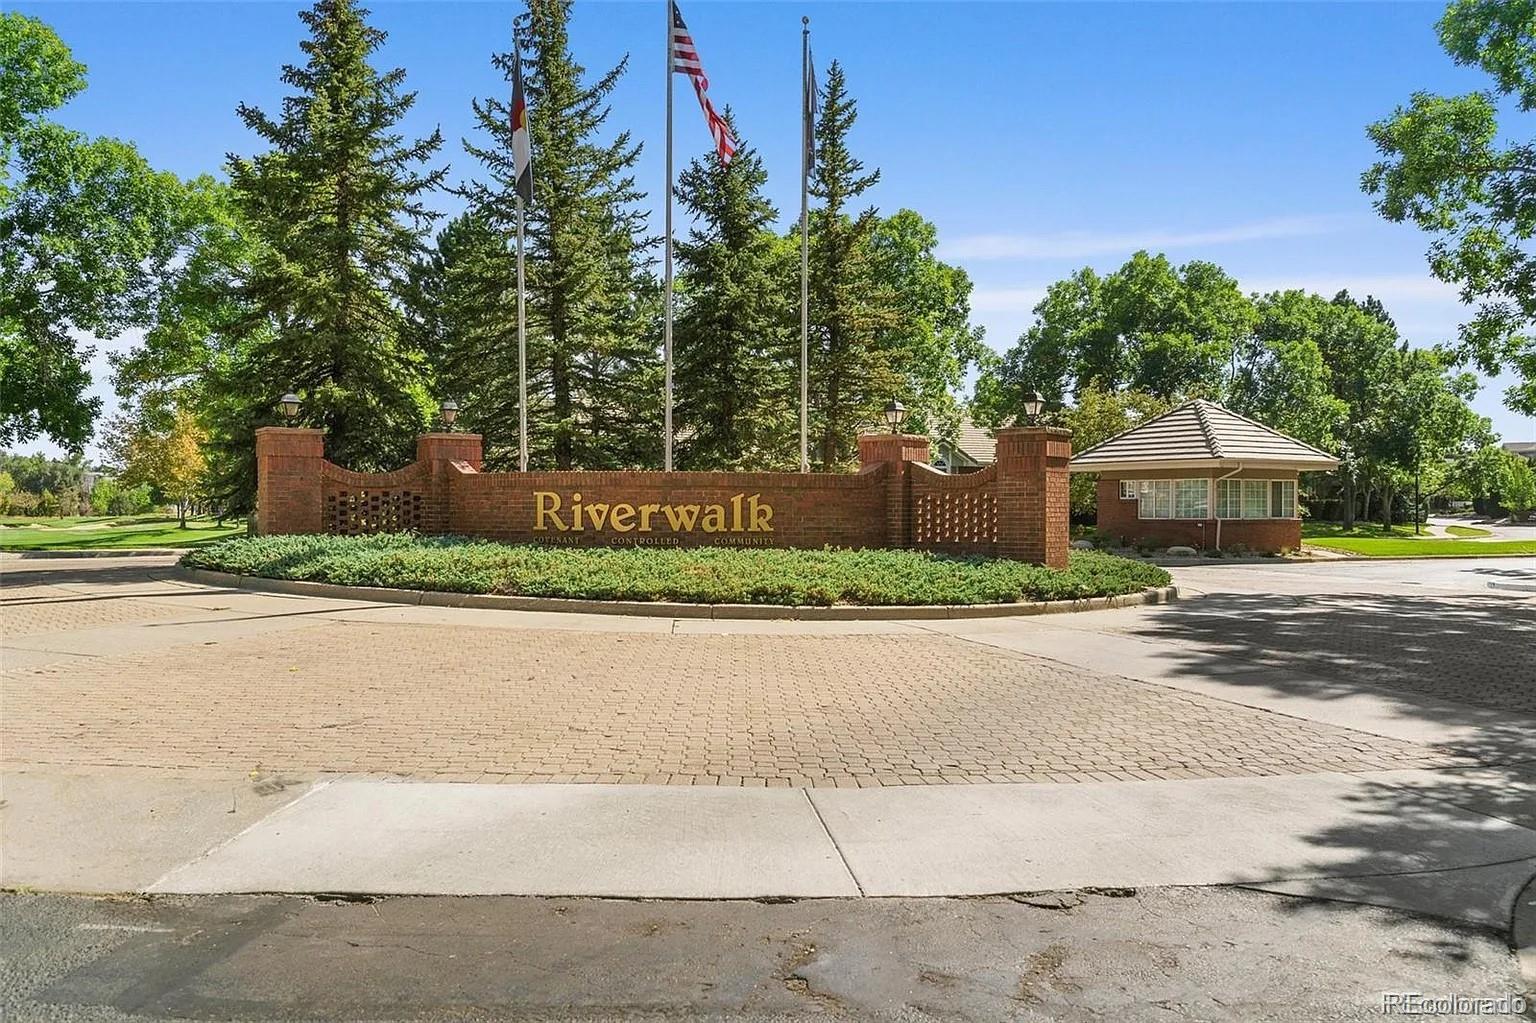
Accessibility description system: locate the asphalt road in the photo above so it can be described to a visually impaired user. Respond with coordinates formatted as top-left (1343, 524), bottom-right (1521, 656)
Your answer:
top-left (2, 888), bottom-right (1529, 1023)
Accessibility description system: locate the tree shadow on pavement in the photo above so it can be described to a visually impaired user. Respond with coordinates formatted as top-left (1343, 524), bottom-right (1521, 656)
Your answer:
top-left (1131, 589), bottom-right (1535, 736)
top-left (1134, 590), bottom-right (1536, 959)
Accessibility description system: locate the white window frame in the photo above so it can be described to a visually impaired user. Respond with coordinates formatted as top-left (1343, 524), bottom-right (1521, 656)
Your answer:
top-left (1214, 478), bottom-right (1301, 520)
top-left (1137, 480), bottom-right (1175, 519)
top-left (1130, 478), bottom-right (1210, 520)
top-left (1175, 479), bottom-right (1209, 519)
top-left (1270, 480), bottom-right (1297, 518)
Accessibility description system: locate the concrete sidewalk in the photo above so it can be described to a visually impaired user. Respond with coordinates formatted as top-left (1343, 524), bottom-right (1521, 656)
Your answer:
top-left (6, 765), bottom-right (1533, 932)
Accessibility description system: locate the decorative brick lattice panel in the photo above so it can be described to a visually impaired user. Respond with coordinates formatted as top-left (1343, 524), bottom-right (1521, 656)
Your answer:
top-left (325, 488), bottom-right (426, 536)
top-left (320, 462), bottom-right (431, 536)
top-left (911, 465), bottom-right (998, 553)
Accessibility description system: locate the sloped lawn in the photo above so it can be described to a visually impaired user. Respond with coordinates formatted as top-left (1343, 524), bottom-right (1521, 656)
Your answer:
top-left (0, 516), bottom-right (245, 550)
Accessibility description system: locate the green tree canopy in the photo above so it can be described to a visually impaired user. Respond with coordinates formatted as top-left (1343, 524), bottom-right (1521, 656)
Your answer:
top-left (1227, 291), bottom-right (1350, 451)
top-left (865, 209), bottom-right (987, 447)
top-left (807, 61), bottom-right (899, 469)
top-left (447, 0), bottom-right (658, 470)
top-left (1, 13), bottom-right (189, 449)
top-left (986, 252), bottom-right (1253, 421)
top-left (672, 118), bottom-right (797, 470)
top-left (1364, 0), bottom-right (1536, 415)
top-left (205, 0), bottom-right (445, 508)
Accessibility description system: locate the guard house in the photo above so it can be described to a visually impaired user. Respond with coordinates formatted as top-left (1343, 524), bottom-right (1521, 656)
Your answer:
top-left (1070, 399), bottom-right (1338, 553)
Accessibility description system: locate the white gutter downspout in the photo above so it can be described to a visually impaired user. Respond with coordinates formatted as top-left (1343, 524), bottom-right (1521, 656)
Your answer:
top-left (1213, 463), bottom-right (1244, 552)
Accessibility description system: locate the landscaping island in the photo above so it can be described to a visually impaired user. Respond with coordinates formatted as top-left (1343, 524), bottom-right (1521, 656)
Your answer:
top-left (183, 533), bottom-right (1171, 607)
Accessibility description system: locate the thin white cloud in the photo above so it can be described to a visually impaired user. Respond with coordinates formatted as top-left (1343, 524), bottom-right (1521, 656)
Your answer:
top-left (969, 286), bottom-right (1048, 313)
top-left (941, 215), bottom-right (1351, 262)
top-left (1238, 273), bottom-right (1462, 305)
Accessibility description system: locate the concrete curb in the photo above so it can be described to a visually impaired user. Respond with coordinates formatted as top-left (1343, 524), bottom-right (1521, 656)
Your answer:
top-left (1515, 871), bottom-right (1536, 998)
top-left (0, 548), bottom-right (186, 559)
top-left (170, 565), bottom-right (1179, 621)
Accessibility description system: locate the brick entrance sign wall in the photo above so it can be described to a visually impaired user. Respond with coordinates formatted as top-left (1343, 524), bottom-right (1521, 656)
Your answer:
top-left (253, 426), bottom-right (1072, 567)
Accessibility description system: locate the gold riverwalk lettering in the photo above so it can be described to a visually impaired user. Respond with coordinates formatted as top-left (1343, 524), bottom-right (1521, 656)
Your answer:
top-left (534, 492), bottom-right (773, 534)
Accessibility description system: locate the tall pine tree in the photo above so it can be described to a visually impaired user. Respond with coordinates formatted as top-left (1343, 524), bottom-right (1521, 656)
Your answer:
top-left (410, 211), bottom-right (516, 453)
top-left (807, 61), bottom-right (899, 469)
top-left (212, 0), bottom-right (444, 502)
top-left (453, 0), bottom-right (658, 470)
top-left (672, 117), bottom-right (797, 470)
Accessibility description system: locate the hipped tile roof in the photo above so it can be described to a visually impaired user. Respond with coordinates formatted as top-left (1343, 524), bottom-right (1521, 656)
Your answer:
top-left (1069, 399), bottom-right (1339, 472)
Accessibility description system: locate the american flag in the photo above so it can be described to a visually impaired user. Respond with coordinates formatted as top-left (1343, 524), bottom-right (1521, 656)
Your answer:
top-left (669, 1), bottom-right (736, 164)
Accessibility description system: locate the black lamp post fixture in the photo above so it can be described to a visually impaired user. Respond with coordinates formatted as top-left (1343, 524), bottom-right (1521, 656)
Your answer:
top-left (278, 391), bottom-right (300, 421)
top-left (439, 398), bottom-right (460, 431)
top-left (883, 398), bottom-right (908, 434)
top-left (1022, 390), bottom-right (1045, 425)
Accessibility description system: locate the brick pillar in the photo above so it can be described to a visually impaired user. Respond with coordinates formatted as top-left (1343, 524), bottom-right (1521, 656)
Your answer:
top-left (254, 427), bottom-right (325, 535)
top-left (857, 432), bottom-right (931, 549)
top-left (994, 426), bottom-right (1072, 568)
top-left (415, 433), bottom-right (483, 534)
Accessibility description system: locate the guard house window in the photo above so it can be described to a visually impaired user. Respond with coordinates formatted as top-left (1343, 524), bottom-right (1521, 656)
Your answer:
top-left (1241, 479), bottom-right (1268, 518)
top-left (1137, 480), bottom-right (1175, 519)
top-left (1136, 479), bottom-right (1208, 519)
top-left (1175, 479), bottom-right (1209, 519)
top-left (1271, 480), bottom-right (1296, 518)
top-left (1215, 479), bottom-right (1299, 519)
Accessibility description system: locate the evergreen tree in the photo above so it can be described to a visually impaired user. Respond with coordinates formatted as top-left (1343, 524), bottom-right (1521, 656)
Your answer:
top-left (210, 0), bottom-right (444, 504)
top-left (807, 61), bottom-right (900, 469)
top-left (672, 117), bottom-right (797, 470)
top-left (454, 0), bottom-right (658, 470)
top-left (410, 211), bottom-right (519, 461)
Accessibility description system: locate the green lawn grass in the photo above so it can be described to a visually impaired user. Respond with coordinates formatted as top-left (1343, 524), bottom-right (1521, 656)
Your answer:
top-left (1302, 521), bottom-right (1422, 540)
top-left (1443, 524), bottom-right (1493, 537)
top-left (0, 516), bottom-right (246, 550)
top-left (184, 533), bottom-right (1172, 606)
top-left (1301, 520), bottom-right (1534, 557)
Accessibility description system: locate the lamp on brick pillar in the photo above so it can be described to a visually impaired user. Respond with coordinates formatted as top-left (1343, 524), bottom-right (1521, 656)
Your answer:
top-left (858, 414), bottom-right (930, 550)
top-left (993, 424), bottom-right (1072, 569)
top-left (1021, 390), bottom-right (1044, 425)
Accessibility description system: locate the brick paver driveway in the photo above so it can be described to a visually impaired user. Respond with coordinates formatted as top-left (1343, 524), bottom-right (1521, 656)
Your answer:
top-left (2, 556), bottom-right (1529, 786)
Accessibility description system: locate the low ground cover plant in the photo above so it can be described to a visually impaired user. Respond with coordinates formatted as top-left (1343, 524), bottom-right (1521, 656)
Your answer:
top-left (183, 534), bottom-right (1172, 606)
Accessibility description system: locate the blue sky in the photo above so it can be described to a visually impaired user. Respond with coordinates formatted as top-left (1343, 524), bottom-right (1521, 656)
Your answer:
top-left (15, 0), bottom-right (1536, 457)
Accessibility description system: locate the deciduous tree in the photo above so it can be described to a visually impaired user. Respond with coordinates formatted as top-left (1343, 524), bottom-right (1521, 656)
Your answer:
top-left (1363, 0), bottom-right (1536, 415)
top-left (106, 408), bottom-right (209, 526)
top-left (0, 13), bottom-right (187, 449)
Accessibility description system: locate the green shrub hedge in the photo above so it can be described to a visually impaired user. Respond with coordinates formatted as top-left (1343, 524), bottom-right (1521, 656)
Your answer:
top-left (183, 533), bottom-right (1171, 607)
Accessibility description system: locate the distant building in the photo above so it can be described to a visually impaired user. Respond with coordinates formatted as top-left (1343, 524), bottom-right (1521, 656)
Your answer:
top-left (1504, 441), bottom-right (1536, 465)
top-left (932, 418), bottom-right (995, 474)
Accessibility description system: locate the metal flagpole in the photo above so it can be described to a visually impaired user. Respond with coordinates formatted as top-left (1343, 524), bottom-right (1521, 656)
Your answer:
top-left (517, 195), bottom-right (528, 472)
top-left (799, 16), bottom-right (811, 473)
top-left (663, 1), bottom-right (675, 472)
